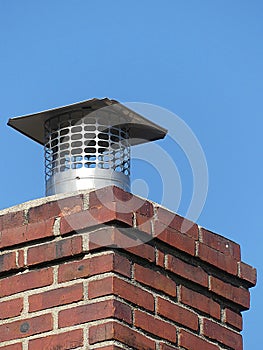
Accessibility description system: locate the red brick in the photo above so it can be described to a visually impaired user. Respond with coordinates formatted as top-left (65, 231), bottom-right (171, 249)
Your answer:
top-left (209, 276), bottom-right (250, 310)
top-left (134, 263), bottom-right (177, 297)
top-left (89, 186), bottom-right (133, 208)
top-left (224, 308), bottom-right (243, 331)
top-left (180, 286), bottom-right (220, 319)
top-left (27, 195), bottom-right (83, 223)
top-left (238, 261), bottom-right (257, 286)
top-left (58, 298), bottom-right (131, 328)
top-left (29, 283), bottom-right (83, 312)
top-left (157, 297), bottom-right (198, 331)
top-left (0, 344), bottom-right (22, 350)
top-left (0, 218), bottom-right (54, 249)
top-left (0, 251), bottom-right (18, 273)
top-left (203, 318), bottom-right (243, 349)
top-left (28, 329), bottom-right (83, 350)
top-left (159, 344), bottom-right (180, 350)
top-left (156, 206), bottom-right (198, 239)
top-left (0, 298), bottom-right (23, 319)
top-left (60, 207), bottom-right (116, 235)
top-left (89, 320), bottom-right (155, 349)
top-left (0, 267), bottom-right (53, 297)
top-left (88, 227), bottom-right (154, 261)
top-left (27, 236), bottom-right (82, 266)
top-left (167, 254), bottom-right (208, 287)
top-left (197, 242), bottom-right (238, 275)
top-left (89, 275), bottom-right (155, 312)
top-left (0, 210), bottom-right (24, 231)
top-left (157, 249), bottom-right (165, 267)
top-left (0, 314), bottom-right (52, 342)
top-left (179, 329), bottom-right (220, 350)
top-left (156, 224), bottom-right (196, 256)
top-left (134, 309), bottom-right (177, 343)
top-left (58, 252), bottom-right (130, 283)
top-left (200, 228), bottom-right (241, 260)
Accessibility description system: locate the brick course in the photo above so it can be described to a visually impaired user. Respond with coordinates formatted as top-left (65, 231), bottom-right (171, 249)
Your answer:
top-left (0, 186), bottom-right (256, 349)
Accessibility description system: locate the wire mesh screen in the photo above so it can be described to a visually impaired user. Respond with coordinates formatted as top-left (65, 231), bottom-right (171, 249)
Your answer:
top-left (44, 109), bottom-right (130, 181)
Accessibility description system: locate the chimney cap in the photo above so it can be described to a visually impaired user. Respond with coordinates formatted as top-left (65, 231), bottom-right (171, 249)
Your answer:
top-left (7, 98), bottom-right (167, 146)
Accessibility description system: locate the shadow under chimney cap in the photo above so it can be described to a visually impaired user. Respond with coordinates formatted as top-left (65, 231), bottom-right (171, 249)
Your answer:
top-left (7, 98), bottom-right (167, 146)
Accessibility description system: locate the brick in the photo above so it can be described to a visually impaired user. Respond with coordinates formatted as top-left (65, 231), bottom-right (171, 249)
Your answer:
top-left (0, 267), bottom-right (53, 297)
top-left (179, 329), bottom-right (220, 350)
top-left (88, 227), bottom-right (154, 261)
top-left (0, 344), bottom-right (22, 350)
top-left (134, 309), bottom-right (177, 343)
top-left (157, 249), bottom-right (165, 267)
top-left (238, 261), bottom-right (257, 286)
top-left (0, 218), bottom-right (54, 249)
top-left (58, 251), bottom-right (130, 282)
top-left (29, 283), bottom-right (83, 312)
top-left (58, 298), bottom-right (131, 328)
top-left (0, 298), bottom-right (23, 319)
top-left (134, 263), bottom-right (177, 297)
top-left (27, 236), bottom-right (82, 266)
top-left (60, 207), bottom-right (113, 235)
top-left (89, 275), bottom-right (155, 312)
top-left (197, 242), bottom-right (238, 275)
top-left (167, 254), bottom-right (208, 288)
top-left (0, 210), bottom-right (24, 231)
top-left (159, 344), bottom-right (180, 350)
top-left (157, 297), bottom-right (198, 331)
top-left (209, 276), bottom-right (250, 310)
top-left (27, 195), bottom-right (83, 223)
top-left (224, 308), bottom-right (243, 331)
top-left (156, 206), bottom-right (198, 239)
top-left (180, 286), bottom-right (220, 319)
top-left (89, 186), bottom-right (133, 208)
top-left (156, 224), bottom-right (196, 256)
top-left (0, 251), bottom-right (19, 273)
top-left (0, 314), bottom-right (52, 342)
top-left (203, 318), bottom-right (243, 349)
top-left (89, 320), bottom-right (155, 349)
top-left (28, 329), bottom-right (83, 350)
top-left (200, 228), bottom-right (241, 260)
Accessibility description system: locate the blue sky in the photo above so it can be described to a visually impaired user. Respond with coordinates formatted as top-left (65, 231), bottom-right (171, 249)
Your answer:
top-left (0, 1), bottom-right (262, 348)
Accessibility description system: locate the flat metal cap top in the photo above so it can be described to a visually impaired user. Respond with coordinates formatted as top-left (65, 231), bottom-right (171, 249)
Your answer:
top-left (7, 98), bottom-right (167, 146)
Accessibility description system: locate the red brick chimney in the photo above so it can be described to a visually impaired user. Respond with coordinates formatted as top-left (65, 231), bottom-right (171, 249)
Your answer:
top-left (0, 186), bottom-right (256, 350)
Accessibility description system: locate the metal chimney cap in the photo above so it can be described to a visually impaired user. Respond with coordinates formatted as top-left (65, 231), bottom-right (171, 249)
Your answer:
top-left (7, 98), bottom-right (167, 146)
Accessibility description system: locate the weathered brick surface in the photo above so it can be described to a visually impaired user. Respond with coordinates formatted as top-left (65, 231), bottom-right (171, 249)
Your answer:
top-left (27, 235), bottom-right (82, 266)
top-left (0, 186), bottom-right (256, 350)
top-left (89, 320), bottom-right (156, 349)
top-left (203, 318), bottom-right (243, 349)
top-left (134, 263), bottom-right (177, 297)
top-left (0, 218), bottom-right (54, 250)
top-left (58, 299), bottom-right (132, 328)
top-left (167, 254), bottom-right (208, 287)
top-left (224, 308), bottom-right (243, 331)
top-left (0, 267), bottom-right (53, 297)
top-left (157, 297), bottom-right (199, 331)
top-left (0, 298), bottom-right (23, 320)
top-left (29, 283), bottom-right (83, 312)
top-left (89, 275), bottom-right (155, 311)
top-left (209, 276), bottom-right (250, 310)
top-left (179, 329), bottom-right (220, 350)
top-left (134, 309), bottom-right (177, 343)
top-left (0, 314), bottom-right (52, 342)
top-left (180, 286), bottom-right (220, 320)
top-left (28, 329), bottom-right (83, 350)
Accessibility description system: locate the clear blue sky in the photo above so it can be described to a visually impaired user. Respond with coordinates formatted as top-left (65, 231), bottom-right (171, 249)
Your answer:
top-left (0, 1), bottom-right (262, 348)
